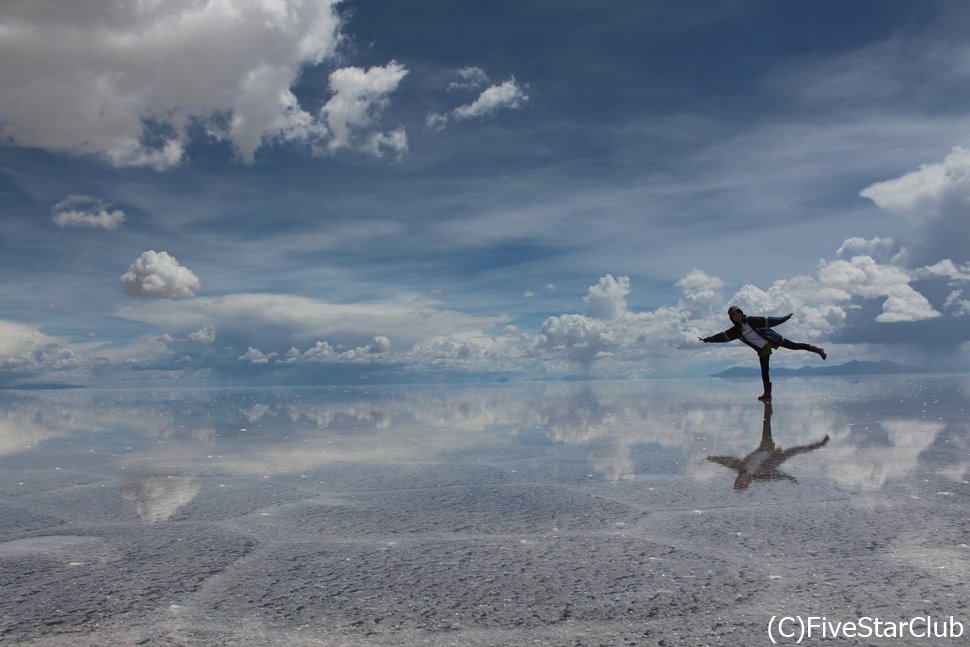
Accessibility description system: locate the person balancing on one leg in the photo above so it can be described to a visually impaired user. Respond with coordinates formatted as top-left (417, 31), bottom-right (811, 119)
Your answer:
top-left (698, 306), bottom-right (826, 401)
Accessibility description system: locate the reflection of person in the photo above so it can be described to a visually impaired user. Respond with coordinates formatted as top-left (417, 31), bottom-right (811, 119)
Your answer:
top-left (707, 402), bottom-right (829, 490)
top-left (698, 306), bottom-right (826, 401)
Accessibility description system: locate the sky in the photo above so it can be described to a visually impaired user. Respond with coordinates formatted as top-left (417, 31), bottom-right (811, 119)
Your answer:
top-left (2, 0), bottom-right (970, 386)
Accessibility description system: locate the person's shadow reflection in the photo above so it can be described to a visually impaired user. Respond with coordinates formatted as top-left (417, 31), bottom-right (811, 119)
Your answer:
top-left (707, 402), bottom-right (829, 490)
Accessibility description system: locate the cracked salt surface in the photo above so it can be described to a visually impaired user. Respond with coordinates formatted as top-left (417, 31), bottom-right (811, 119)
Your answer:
top-left (0, 376), bottom-right (968, 645)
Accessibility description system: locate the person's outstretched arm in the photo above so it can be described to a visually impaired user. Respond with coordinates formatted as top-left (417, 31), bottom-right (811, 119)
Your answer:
top-left (777, 435), bottom-right (829, 461)
top-left (707, 455), bottom-right (744, 470)
top-left (763, 313), bottom-right (793, 328)
top-left (699, 328), bottom-right (738, 343)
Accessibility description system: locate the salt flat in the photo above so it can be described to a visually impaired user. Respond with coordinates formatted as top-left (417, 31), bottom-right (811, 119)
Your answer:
top-left (1, 377), bottom-right (968, 645)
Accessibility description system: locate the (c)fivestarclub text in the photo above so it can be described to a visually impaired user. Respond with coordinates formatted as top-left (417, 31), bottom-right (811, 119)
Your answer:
top-left (768, 615), bottom-right (964, 643)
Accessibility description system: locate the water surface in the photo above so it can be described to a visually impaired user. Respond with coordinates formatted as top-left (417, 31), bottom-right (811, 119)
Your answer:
top-left (1, 377), bottom-right (968, 645)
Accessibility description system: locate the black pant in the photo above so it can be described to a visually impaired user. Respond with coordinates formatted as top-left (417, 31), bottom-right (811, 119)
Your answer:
top-left (758, 340), bottom-right (815, 390)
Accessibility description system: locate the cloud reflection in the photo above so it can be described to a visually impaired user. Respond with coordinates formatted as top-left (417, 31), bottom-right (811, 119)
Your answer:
top-left (0, 378), bottom-right (965, 493)
top-left (120, 475), bottom-right (201, 522)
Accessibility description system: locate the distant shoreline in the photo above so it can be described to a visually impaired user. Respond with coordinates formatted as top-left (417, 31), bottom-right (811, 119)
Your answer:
top-left (0, 383), bottom-right (85, 391)
top-left (711, 360), bottom-right (926, 379)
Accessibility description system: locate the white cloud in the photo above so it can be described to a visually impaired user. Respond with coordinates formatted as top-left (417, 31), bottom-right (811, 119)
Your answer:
top-left (943, 290), bottom-right (970, 316)
top-left (817, 255), bottom-right (940, 322)
top-left (425, 112), bottom-right (450, 131)
top-left (187, 325), bottom-right (216, 345)
top-left (285, 336), bottom-right (392, 364)
top-left (51, 195), bottom-right (125, 229)
top-left (860, 147), bottom-right (970, 267)
top-left (428, 75), bottom-right (528, 130)
top-left (528, 248), bottom-right (970, 374)
top-left (366, 127), bottom-right (408, 158)
top-left (115, 293), bottom-right (504, 355)
top-left (239, 347), bottom-right (276, 364)
top-left (0, 0), bottom-right (344, 168)
top-left (13, 253), bottom-right (970, 383)
top-left (452, 78), bottom-right (528, 121)
top-left (915, 259), bottom-right (970, 282)
top-left (409, 331), bottom-right (524, 372)
top-left (120, 251), bottom-right (201, 298)
top-left (0, 320), bottom-right (58, 358)
top-left (860, 146), bottom-right (970, 220)
top-left (536, 314), bottom-right (616, 366)
top-left (916, 260), bottom-right (970, 316)
top-left (533, 274), bottom-right (708, 371)
top-left (371, 336), bottom-right (392, 353)
top-left (583, 274), bottom-right (630, 320)
top-left (522, 285), bottom-right (555, 299)
top-left (676, 268), bottom-right (724, 295)
top-left (836, 236), bottom-right (901, 264)
top-left (448, 66), bottom-right (489, 91)
top-left (321, 61), bottom-right (409, 156)
top-left (289, 341), bottom-right (334, 362)
top-left (676, 268), bottom-right (724, 316)
top-left (0, 320), bottom-right (85, 376)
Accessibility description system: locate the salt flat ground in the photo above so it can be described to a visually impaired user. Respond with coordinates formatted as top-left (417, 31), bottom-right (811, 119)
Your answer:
top-left (1, 377), bottom-right (968, 646)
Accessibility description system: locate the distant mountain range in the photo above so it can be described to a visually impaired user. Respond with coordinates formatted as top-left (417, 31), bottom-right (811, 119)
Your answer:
top-left (712, 360), bottom-right (926, 379)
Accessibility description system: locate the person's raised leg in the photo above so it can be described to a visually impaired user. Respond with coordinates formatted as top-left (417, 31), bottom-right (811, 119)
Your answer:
top-left (779, 339), bottom-right (826, 360)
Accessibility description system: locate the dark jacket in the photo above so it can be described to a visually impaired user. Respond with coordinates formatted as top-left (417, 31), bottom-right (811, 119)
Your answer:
top-left (702, 315), bottom-right (789, 354)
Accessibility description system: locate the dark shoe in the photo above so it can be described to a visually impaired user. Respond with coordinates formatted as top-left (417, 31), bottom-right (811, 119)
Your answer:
top-left (758, 382), bottom-right (772, 401)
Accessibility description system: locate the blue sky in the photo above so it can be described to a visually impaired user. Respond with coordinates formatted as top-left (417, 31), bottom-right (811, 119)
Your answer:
top-left (2, 0), bottom-right (970, 385)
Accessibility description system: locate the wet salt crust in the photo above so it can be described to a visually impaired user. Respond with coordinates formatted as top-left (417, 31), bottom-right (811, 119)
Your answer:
top-left (0, 376), bottom-right (968, 645)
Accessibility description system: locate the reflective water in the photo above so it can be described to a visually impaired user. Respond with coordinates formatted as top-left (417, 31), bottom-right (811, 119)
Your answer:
top-left (1, 376), bottom-right (968, 645)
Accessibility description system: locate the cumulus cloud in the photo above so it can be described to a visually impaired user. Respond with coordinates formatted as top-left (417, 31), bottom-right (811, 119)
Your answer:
top-left (405, 331), bottom-right (529, 373)
top-left (16, 249), bottom-right (970, 383)
top-left (0, 320), bottom-right (85, 379)
top-left (817, 255), bottom-right (940, 323)
top-left (453, 78), bottom-right (528, 119)
top-left (836, 236), bottom-right (901, 264)
top-left (120, 251), bottom-right (201, 298)
top-left (284, 336), bottom-right (391, 364)
top-left (187, 325), bottom-right (216, 344)
top-left (528, 238), bottom-right (970, 374)
top-left (914, 259), bottom-right (970, 283)
top-left (427, 72), bottom-right (528, 131)
top-left (583, 274), bottom-right (630, 320)
top-left (860, 147), bottom-right (970, 264)
top-left (51, 195), bottom-right (125, 229)
top-left (915, 260), bottom-right (970, 316)
top-left (0, 1), bottom-right (409, 167)
top-left (676, 269), bottom-right (724, 314)
top-left (239, 347), bottom-right (276, 364)
top-left (321, 62), bottom-right (409, 156)
top-left (536, 314), bottom-right (616, 366)
top-left (371, 336), bottom-right (392, 353)
top-left (676, 268), bottom-right (723, 295)
top-left (860, 147), bottom-right (970, 220)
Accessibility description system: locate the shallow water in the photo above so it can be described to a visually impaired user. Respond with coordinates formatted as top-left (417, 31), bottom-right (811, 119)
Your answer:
top-left (1, 376), bottom-right (968, 645)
